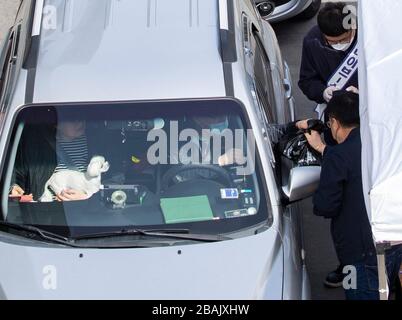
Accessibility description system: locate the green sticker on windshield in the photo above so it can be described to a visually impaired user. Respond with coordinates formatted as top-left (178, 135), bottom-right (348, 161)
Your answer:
top-left (160, 196), bottom-right (214, 224)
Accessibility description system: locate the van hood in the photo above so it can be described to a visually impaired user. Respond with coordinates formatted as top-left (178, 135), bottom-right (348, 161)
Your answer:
top-left (0, 229), bottom-right (283, 300)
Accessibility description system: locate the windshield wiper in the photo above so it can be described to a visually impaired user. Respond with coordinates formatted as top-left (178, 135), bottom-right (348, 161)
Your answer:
top-left (73, 228), bottom-right (231, 243)
top-left (0, 221), bottom-right (78, 247)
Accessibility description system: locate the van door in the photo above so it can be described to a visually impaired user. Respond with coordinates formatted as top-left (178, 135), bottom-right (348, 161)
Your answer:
top-left (250, 28), bottom-right (278, 124)
top-left (251, 21), bottom-right (306, 299)
top-left (259, 20), bottom-right (295, 124)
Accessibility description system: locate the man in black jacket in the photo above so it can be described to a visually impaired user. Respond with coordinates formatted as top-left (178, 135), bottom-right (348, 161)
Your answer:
top-left (299, 91), bottom-right (402, 300)
top-left (299, 2), bottom-right (358, 105)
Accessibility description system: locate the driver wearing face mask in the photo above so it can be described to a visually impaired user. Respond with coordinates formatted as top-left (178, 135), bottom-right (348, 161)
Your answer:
top-left (170, 115), bottom-right (245, 183)
top-left (298, 2), bottom-right (358, 105)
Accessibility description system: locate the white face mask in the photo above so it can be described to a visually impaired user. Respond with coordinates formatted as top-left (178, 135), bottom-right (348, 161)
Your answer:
top-left (331, 41), bottom-right (353, 52)
top-left (330, 31), bottom-right (356, 51)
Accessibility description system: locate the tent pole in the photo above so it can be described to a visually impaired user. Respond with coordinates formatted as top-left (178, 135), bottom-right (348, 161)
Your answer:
top-left (376, 243), bottom-right (391, 300)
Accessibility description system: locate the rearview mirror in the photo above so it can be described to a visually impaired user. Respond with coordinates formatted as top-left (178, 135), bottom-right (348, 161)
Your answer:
top-left (282, 166), bottom-right (321, 203)
top-left (256, 1), bottom-right (275, 19)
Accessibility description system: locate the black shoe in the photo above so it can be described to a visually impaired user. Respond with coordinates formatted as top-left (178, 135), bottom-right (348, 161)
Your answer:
top-left (324, 265), bottom-right (345, 288)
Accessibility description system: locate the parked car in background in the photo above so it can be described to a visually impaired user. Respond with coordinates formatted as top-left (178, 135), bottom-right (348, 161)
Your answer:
top-left (255, 0), bottom-right (322, 22)
top-left (0, 0), bottom-right (320, 299)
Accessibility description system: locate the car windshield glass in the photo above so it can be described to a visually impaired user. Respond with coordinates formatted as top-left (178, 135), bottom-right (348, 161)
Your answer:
top-left (1, 100), bottom-right (271, 240)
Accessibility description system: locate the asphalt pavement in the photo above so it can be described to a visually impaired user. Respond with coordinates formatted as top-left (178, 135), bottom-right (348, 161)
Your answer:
top-left (0, 0), bottom-right (344, 300)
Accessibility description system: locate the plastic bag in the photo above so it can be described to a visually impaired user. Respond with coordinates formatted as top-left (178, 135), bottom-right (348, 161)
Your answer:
top-left (280, 120), bottom-right (326, 167)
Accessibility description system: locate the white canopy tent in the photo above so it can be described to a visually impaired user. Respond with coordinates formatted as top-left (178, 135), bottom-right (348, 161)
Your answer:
top-left (359, 0), bottom-right (402, 298)
top-left (359, 0), bottom-right (402, 244)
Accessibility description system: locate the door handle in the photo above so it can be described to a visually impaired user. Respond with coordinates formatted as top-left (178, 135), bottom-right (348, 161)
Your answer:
top-left (284, 78), bottom-right (292, 100)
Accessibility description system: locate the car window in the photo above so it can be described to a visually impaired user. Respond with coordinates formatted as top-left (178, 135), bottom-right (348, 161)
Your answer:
top-left (251, 30), bottom-right (277, 123)
top-left (1, 100), bottom-right (272, 240)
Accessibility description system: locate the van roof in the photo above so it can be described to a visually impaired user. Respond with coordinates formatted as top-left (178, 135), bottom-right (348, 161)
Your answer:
top-left (31, 0), bottom-right (227, 103)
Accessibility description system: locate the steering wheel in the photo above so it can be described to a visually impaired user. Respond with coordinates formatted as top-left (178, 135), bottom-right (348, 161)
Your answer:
top-left (160, 164), bottom-right (233, 192)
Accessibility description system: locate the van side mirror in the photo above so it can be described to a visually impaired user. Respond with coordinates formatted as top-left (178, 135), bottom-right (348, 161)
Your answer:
top-left (282, 166), bottom-right (321, 203)
top-left (256, 1), bottom-right (275, 19)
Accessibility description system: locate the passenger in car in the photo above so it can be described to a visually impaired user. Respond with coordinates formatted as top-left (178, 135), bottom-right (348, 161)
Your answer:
top-left (10, 121), bottom-right (109, 202)
top-left (299, 91), bottom-right (402, 300)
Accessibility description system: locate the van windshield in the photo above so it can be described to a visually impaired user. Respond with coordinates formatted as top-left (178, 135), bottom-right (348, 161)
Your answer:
top-left (1, 100), bottom-right (271, 240)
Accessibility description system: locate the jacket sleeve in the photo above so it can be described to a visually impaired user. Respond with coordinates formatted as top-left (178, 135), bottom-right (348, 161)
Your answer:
top-left (298, 38), bottom-right (327, 104)
top-left (313, 148), bottom-right (347, 218)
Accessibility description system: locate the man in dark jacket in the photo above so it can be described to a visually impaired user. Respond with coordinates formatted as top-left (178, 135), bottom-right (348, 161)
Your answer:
top-left (300, 91), bottom-right (402, 300)
top-left (299, 2), bottom-right (358, 105)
